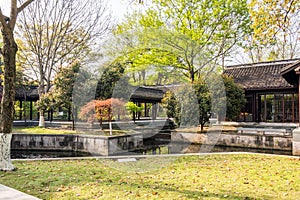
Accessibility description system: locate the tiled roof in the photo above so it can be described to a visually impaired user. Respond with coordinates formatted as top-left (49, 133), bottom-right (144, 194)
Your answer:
top-left (0, 85), bottom-right (39, 100)
top-left (281, 60), bottom-right (300, 74)
top-left (223, 59), bottom-right (300, 90)
top-left (131, 87), bottom-right (164, 102)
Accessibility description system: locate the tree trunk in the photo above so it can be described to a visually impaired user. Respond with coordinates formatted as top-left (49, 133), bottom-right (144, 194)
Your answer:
top-left (133, 111), bottom-right (136, 122)
top-left (1, 31), bottom-right (17, 133)
top-left (71, 106), bottom-right (76, 131)
top-left (38, 74), bottom-right (46, 127)
top-left (0, 29), bottom-right (18, 171)
top-left (99, 118), bottom-right (103, 130)
top-left (38, 110), bottom-right (45, 127)
top-left (189, 69), bottom-right (195, 83)
top-left (109, 121), bottom-right (112, 135)
top-left (0, 134), bottom-right (14, 171)
top-left (200, 123), bottom-right (204, 132)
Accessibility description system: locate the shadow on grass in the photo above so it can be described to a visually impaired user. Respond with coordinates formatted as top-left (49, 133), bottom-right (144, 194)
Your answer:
top-left (124, 181), bottom-right (272, 200)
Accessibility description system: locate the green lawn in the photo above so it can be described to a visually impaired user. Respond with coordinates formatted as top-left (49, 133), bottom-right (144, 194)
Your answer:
top-left (12, 126), bottom-right (129, 136)
top-left (12, 126), bottom-right (77, 134)
top-left (1, 154), bottom-right (299, 199)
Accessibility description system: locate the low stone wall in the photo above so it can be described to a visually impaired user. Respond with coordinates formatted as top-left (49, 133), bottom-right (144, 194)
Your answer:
top-left (292, 128), bottom-right (300, 156)
top-left (11, 134), bottom-right (143, 156)
top-left (170, 131), bottom-right (292, 153)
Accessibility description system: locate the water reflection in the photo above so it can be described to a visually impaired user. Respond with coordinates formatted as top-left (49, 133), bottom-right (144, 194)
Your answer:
top-left (12, 144), bottom-right (292, 159)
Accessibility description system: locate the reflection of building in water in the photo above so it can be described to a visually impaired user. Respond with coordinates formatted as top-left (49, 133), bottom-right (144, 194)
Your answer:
top-left (224, 59), bottom-right (300, 123)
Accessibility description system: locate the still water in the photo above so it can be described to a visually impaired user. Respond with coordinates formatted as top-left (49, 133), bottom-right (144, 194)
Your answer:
top-left (12, 144), bottom-right (292, 159)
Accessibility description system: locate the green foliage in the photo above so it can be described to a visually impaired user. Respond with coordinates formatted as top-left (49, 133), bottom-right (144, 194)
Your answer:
top-left (125, 102), bottom-right (143, 113)
top-left (161, 91), bottom-right (180, 119)
top-left (122, 48), bottom-right (187, 86)
top-left (249, 0), bottom-right (299, 45)
top-left (36, 93), bottom-right (55, 112)
top-left (52, 62), bottom-right (80, 109)
top-left (114, 0), bottom-right (251, 82)
top-left (125, 101), bottom-right (143, 121)
top-left (162, 75), bottom-right (245, 129)
top-left (193, 79), bottom-right (211, 130)
top-left (245, 0), bottom-right (300, 61)
top-left (222, 75), bottom-right (246, 120)
top-left (95, 62), bottom-right (132, 99)
top-left (35, 61), bottom-right (82, 120)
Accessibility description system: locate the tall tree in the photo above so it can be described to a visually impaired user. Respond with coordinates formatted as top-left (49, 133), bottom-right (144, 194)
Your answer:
top-left (37, 61), bottom-right (83, 130)
top-left (245, 0), bottom-right (300, 62)
top-left (16, 0), bottom-right (111, 127)
top-left (114, 0), bottom-right (251, 82)
top-left (95, 62), bottom-right (127, 100)
top-left (0, 0), bottom-right (34, 171)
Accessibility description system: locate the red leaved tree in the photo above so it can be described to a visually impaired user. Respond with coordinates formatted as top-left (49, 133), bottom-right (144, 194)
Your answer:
top-left (79, 98), bottom-right (125, 134)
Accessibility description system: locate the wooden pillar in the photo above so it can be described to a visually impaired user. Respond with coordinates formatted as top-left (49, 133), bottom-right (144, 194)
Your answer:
top-left (274, 94), bottom-right (276, 122)
top-left (298, 77), bottom-right (300, 125)
top-left (50, 110), bottom-right (53, 122)
top-left (144, 103), bottom-right (147, 117)
top-left (30, 101), bottom-right (33, 120)
top-left (19, 100), bottom-right (23, 120)
top-left (264, 95), bottom-right (267, 122)
top-left (68, 107), bottom-right (71, 121)
top-left (282, 94), bottom-right (285, 123)
top-left (47, 111), bottom-right (50, 121)
top-left (252, 93), bottom-right (256, 122)
top-left (137, 102), bottom-right (141, 120)
top-left (257, 94), bottom-right (261, 122)
top-left (152, 103), bottom-right (157, 120)
top-left (292, 94), bottom-right (295, 123)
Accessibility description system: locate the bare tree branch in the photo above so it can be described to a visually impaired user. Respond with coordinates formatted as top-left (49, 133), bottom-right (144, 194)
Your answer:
top-left (17, 0), bottom-right (35, 13)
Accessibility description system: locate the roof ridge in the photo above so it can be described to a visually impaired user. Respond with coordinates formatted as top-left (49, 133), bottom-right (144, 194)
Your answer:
top-left (226, 58), bottom-right (300, 69)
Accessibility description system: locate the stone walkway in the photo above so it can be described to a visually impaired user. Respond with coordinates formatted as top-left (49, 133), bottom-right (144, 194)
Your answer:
top-left (0, 184), bottom-right (40, 200)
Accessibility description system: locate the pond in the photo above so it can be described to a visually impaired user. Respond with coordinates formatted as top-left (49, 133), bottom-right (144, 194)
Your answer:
top-left (11, 144), bottom-right (292, 159)
top-left (11, 150), bottom-right (92, 159)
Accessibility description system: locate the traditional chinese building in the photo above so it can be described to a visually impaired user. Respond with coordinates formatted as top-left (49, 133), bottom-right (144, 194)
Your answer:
top-left (224, 58), bottom-right (300, 123)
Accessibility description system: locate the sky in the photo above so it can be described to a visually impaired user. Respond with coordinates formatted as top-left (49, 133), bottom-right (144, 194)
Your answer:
top-left (106, 0), bottom-right (132, 21)
top-left (0, 0), bottom-right (247, 65)
top-left (0, 0), bottom-right (131, 20)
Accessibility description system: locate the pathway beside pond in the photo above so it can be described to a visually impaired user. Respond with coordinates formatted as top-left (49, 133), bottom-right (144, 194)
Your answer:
top-left (0, 184), bottom-right (40, 200)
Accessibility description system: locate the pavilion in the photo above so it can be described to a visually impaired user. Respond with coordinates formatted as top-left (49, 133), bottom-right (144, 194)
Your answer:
top-left (2, 85), bottom-right (164, 121)
top-left (129, 86), bottom-right (164, 119)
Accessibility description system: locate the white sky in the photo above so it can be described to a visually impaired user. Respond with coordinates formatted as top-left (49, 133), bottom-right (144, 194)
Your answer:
top-left (107, 0), bottom-right (132, 21)
top-left (0, 0), bottom-right (9, 16)
top-left (0, 0), bottom-right (131, 20)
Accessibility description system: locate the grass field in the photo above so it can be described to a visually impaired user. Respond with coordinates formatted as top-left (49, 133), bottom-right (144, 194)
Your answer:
top-left (12, 126), bottom-right (77, 134)
top-left (0, 154), bottom-right (299, 199)
top-left (12, 126), bottom-right (129, 136)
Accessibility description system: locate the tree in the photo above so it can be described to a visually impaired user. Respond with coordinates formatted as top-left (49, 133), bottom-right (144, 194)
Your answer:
top-left (44, 61), bottom-right (81, 130)
top-left (114, 0), bottom-right (251, 83)
top-left (16, 0), bottom-right (111, 127)
top-left (0, 0), bottom-right (34, 171)
top-left (162, 75), bottom-right (245, 131)
top-left (161, 91), bottom-right (180, 119)
top-left (222, 75), bottom-right (246, 121)
top-left (193, 80), bottom-right (211, 131)
top-left (125, 102), bottom-right (143, 122)
top-left (79, 98), bottom-right (125, 134)
top-left (95, 62), bottom-right (126, 100)
top-left (245, 0), bottom-right (300, 61)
